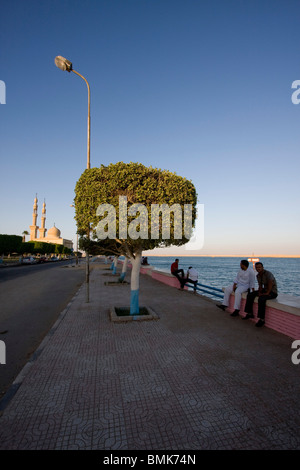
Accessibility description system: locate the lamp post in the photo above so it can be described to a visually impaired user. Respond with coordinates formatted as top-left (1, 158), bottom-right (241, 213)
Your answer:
top-left (54, 56), bottom-right (91, 169)
top-left (70, 205), bottom-right (79, 266)
top-left (55, 56), bottom-right (91, 302)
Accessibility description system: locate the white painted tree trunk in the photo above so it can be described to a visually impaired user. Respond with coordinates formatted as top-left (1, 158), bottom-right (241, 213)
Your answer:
top-left (112, 255), bottom-right (118, 274)
top-left (119, 256), bottom-right (128, 282)
top-left (130, 252), bottom-right (142, 314)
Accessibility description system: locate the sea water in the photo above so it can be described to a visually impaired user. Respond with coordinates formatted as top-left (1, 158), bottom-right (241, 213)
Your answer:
top-left (145, 256), bottom-right (300, 300)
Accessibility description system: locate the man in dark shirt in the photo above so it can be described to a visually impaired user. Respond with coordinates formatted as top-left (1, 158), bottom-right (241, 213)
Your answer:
top-left (171, 258), bottom-right (186, 289)
top-left (243, 262), bottom-right (278, 327)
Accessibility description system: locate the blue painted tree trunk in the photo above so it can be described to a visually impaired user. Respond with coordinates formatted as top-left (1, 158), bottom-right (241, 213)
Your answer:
top-left (119, 256), bottom-right (128, 282)
top-left (130, 289), bottom-right (139, 315)
top-left (130, 252), bottom-right (142, 314)
top-left (112, 256), bottom-right (118, 275)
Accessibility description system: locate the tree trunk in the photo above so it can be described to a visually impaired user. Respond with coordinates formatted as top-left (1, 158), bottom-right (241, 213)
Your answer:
top-left (112, 256), bottom-right (118, 274)
top-left (119, 256), bottom-right (128, 282)
top-left (130, 252), bottom-right (141, 314)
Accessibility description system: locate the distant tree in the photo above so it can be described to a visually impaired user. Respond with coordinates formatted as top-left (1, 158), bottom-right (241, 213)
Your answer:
top-left (75, 162), bottom-right (197, 314)
top-left (32, 241), bottom-right (47, 254)
top-left (55, 244), bottom-right (64, 255)
top-left (62, 246), bottom-right (72, 255)
top-left (22, 230), bottom-right (29, 242)
top-left (44, 243), bottom-right (56, 255)
top-left (0, 234), bottom-right (23, 255)
top-left (20, 242), bottom-right (34, 255)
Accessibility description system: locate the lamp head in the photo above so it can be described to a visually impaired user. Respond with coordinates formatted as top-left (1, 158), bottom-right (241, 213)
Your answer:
top-left (55, 56), bottom-right (73, 72)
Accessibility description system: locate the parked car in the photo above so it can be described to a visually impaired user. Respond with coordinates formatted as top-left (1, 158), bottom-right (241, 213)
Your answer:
top-left (22, 256), bottom-right (37, 264)
top-left (36, 256), bottom-right (48, 263)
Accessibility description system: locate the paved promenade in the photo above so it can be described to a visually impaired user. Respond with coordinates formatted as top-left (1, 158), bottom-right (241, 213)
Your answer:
top-left (0, 260), bottom-right (299, 450)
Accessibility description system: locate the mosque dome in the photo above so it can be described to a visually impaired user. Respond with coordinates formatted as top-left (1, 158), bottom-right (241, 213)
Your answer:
top-left (47, 225), bottom-right (61, 239)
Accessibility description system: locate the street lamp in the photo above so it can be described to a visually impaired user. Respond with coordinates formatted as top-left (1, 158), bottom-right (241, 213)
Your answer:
top-left (54, 56), bottom-right (91, 170)
top-left (55, 55), bottom-right (91, 302)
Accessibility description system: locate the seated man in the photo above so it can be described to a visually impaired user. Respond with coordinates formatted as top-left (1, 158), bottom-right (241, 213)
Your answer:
top-left (243, 262), bottom-right (278, 327)
top-left (217, 259), bottom-right (255, 316)
top-left (186, 266), bottom-right (198, 293)
top-left (171, 258), bottom-right (186, 289)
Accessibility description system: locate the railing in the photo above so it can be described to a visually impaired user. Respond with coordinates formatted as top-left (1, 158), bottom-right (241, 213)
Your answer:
top-left (186, 281), bottom-right (224, 298)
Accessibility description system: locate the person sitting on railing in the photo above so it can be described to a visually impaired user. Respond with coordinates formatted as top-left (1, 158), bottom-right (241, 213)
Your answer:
top-left (243, 262), bottom-right (278, 327)
top-left (216, 259), bottom-right (255, 316)
top-left (171, 258), bottom-right (186, 290)
top-left (186, 266), bottom-right (198, 293)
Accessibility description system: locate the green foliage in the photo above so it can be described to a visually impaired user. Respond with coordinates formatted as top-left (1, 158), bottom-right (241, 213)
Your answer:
top-left (0, 237), bottom-right (71, 256)
top-left (79, 237), bottom-right (122, 257)
top-left (0, 234), bottom-right (23, 255)
top-left (30, 241), bottom-right (52, 254)
top-left (25, 241), bottom-right (57, 255)
top-left (43, 243), bottom-right (56, 254)
top-left (62, 246), bottom-right (72, 255)
top-left (55, 244), bottom-right (64, 254)
top-left (21, 242), bottom-right (35, 254)
top-left (31, 241), bottom-right (45, 253)
top-left (74, 162), bottom-right (197, 258)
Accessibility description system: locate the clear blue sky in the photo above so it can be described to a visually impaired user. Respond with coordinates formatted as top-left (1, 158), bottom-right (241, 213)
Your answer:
top-left (1, 0), bottom-right (299, 256)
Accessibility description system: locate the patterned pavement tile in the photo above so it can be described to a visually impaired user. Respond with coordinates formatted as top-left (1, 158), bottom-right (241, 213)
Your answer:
top-left (0, 263), bottom-right (299, 450)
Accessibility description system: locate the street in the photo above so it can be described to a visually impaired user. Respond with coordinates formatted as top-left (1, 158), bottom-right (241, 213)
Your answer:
top-left (0, 260), bottom-right (85, 401)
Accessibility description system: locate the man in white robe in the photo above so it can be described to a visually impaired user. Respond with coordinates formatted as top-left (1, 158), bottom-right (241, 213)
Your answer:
top-left (217, 260), bottom-right (256, 316)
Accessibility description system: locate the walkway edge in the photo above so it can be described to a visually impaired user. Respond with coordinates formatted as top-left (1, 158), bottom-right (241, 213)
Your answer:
top-left (0, 282), bottom-right (85, 414)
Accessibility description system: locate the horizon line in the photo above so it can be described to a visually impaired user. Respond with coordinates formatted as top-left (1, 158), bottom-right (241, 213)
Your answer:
top-left (143, 253), bottom-right (300, 258)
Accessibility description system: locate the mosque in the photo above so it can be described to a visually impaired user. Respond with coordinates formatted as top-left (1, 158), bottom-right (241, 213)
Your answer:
top-left (29, 195), bottom-right (73, 250)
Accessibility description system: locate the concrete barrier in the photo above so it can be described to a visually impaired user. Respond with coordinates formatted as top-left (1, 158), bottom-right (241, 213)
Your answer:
top-left (117, 258), bottom-right (300, 339)
top-left (227, 291), bottom-right (300, 339)
top-left (151, 269), bottom-right (187, 288)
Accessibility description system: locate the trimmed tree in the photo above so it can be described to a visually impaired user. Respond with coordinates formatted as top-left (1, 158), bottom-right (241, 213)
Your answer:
top-left (75, 162), bottom-right (197, 314)
top-left (0, 235), bottom-right (23, 256)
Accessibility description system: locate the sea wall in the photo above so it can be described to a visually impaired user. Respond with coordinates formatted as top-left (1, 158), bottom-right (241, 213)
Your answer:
top-left (118, 259), bottom-right (300, 339)
top-left (227, 291), bottom-right (300, 339)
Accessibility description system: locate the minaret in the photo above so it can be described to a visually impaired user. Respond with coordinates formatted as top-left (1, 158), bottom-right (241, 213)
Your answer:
top-left (39, 199), bottom-right (47, 239)
top-left (29, 194), bottom-right (39, 240)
